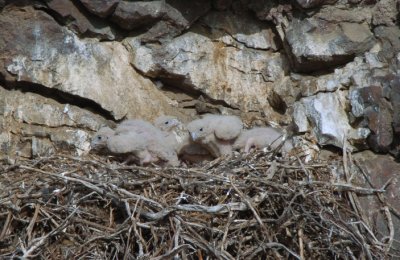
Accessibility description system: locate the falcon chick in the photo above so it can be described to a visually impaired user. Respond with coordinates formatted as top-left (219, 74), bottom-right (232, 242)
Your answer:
top-left (233, 127), bottom-right (293, 154)
top-left (115, 119), bottom-right (160, 135)
top-left (187, 114), bottom-right (243, 157)
top-left (107, 130), bottom-right (180, 166)
top-left (90, 126), bottom-right (115, 150)
top-left (154, 115), bottom-right (213, 163)
top-left (90, 122), bottom-right (180, 166)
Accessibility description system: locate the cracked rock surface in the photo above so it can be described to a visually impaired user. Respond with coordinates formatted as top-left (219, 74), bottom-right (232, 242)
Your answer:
top-left (0, 0), bottom-right (399, 162)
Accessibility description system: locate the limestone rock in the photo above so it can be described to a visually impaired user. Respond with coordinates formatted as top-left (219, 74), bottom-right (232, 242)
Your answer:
top-left (0, 0), bottom-right (398, 161)
top-left (390, 76), bottom-right (400, 135)
top-left (0, 86), bottom-right (107, 158)
top-left (270, 76), bottom-right (300, 114)
top-left (294, 0), bottom-right (337, 9)
top-left (111, 0), bottom-right (211, 41)
top-left (0, 6), bottom-right (178, 121)
top-left (374, 26), bottom-right (400, 62)
top-left (45, 0), bottom-right (116, 40)
top-left (293, 92), bottom-right (370, 149)
top-left (111, 1), bottom-right (170, 30)
top-left (129, 11), bottom-right (290, 123)
top-left (350, 86), bottom-right (393, 152)
top-left (284, 16), bottom-right (376, 72)
top-left (390, 76), bottom-right (400, 158)
top-left (201, 11), bottom-right (278, 51)
top-left (247, 1), bottom-right (293, 23)
top-left (372, 0), bottom-right (398, 26)
top-left (354, 151), bottom-right (400, 252)
top-left (297, 54), bottom-right (382, 97)
top-left (313, 5), bottom-right (372, 24)
top-left (79, 0), bottom-right (119, 18)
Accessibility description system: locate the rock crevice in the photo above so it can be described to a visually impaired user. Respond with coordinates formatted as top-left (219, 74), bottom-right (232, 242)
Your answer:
top-left (0, 0), bottom-right (399, 161)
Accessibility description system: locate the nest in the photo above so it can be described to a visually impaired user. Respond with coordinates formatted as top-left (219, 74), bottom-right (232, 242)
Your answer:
top-left (0, 150), bottom-right (394, 259)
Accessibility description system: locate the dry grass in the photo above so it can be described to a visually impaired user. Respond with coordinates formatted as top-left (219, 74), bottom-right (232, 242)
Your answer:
top-left (0, 149), bottom-right (394, 259)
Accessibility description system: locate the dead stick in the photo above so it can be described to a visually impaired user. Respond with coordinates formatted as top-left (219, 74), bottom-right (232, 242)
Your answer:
top-left (383, 206), bottom-right (394, 254)
top-left (0, 210), bottom-right (12, 240)
top-left (0, 187), bottom-right (34, 240)
top-left (229, 177), bottom-right (267, 232)
top-left (298, 228), bottom-right (304, 260)
top-left (229, 177), bottom-right (283, 259)
top-left (220, 210), bottom-right (233, 251)
top-left (26, 204), bottom-right (41, 243)
top-left (151, 244), bottom-right (191, 260)
top-left (19, 165), bottom-right (163, 209)
top-left (72, 217), bottom-right (116, 232)
top-left (22, 207), bottom-right (78, 258)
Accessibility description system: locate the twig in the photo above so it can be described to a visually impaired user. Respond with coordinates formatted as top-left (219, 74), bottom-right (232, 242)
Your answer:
top-left (298, 228), bottom-right (304, 260)
top-left (21, 207), bottom-right (78, 258)
top-left (383, 206), bottom-right (394, 254)
top-left (220, 210), bottom-right (234, 251)
top-left (229, 177), bottom-right (267, 232)
top-left (245, 242), bottom-right (301, 259)
top-left (295, 180), bottom-right (385, 194)
top-left (297, 156), bottom-right (312, 182)
top-left (151, 244), bottom-right (192, 260)
top-left (26, 204), bottom-right (41, 243)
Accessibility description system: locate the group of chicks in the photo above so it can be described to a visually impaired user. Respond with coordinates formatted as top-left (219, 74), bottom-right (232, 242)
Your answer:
top-left (90, 114), bottom-right (294, 166)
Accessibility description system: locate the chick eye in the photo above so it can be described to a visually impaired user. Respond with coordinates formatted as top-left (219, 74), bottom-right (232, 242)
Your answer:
top-left (97, 136), bottom-right (102, 140)
top-left (165, 121), bottom-right (169, 125)
top-left (199, 128), bottom-right (203, 132)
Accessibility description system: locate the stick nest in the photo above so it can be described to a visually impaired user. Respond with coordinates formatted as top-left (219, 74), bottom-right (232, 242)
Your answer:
top-left (0, 151), bottom-right (394, 259)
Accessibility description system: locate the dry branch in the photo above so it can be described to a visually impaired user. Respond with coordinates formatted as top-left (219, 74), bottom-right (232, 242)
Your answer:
top-left (0, 151), bottom-right (394, 259)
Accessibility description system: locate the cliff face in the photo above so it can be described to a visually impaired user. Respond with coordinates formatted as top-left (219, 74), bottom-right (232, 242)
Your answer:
top-left (0, 0), bottom-right (399, 158)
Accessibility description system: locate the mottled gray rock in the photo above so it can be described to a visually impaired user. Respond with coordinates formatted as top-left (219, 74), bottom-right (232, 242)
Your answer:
top-left (341, 47), bottom-right (400, 153)
top-left (0, 86), bottom-right (107, 158)
top-left (372, 0), bottom-right (397, 26)
top-left (350, 86), bottom-right (393, 152)
top-left (212, 0), bottom-right (232, 10)
top-left (295, 0), bottom-right (337, 9)
top-left (298, 75), bottom-right (343, 97)
top-left (284, 16), bottom-right (376, 72)
top-left (31, 136), bottom-right (56, 157)
top-left (313, 5), bottom-right (372, 23)
top-left (0, 0), bottom-right (397, 161)
top-left (269, 77), bottom-right (299, 114)
top-left (111, 0), bottom-right (211, 41)
top-left (46, 0), bottom-right (116, 40)
top-left (391, 76), bottom-right (400, 135)
top-left (248, 1), bottom-right (293, 23)
top-left (111, 1), bottom-right (169, 30)
top-left (354, 151), bottom-right (400, 252)
top-left (296, 54), bottom-right (386, 97)
top-left (0, 6), bottom-right (178, 121)
top-left (345, 54), bottom-right (399, 153)
top-left (391, 76), bottom-right (400, 158)
top-left (201, 11), bottom-right (278, 51)
top-left (374, 26), bottom-right (400, 62)
top-left (129, 15), bottom-right (290, 123)
top-left (79, 0), bottom-right (119, 18)
top-left (293, 92), bottom-right (370, 149)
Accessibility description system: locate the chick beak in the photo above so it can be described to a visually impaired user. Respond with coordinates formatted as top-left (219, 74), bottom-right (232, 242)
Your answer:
top-left (190, 132), bottom-right (197, 141)
top-left (171, 119), bottom-right (179, 127)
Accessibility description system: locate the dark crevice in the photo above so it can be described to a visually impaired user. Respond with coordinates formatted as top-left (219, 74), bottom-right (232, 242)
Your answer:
top-left (69, 0), bottom-right (123, 40)
top-left (156, 78), bottom-right (240, 111)
top-left (34, 0), bottom-right (124, 41)
top-left (128, 53), bottom-right (240, 112)
top-left (34, 2), bottom-right (72, 27)
top-left (130, 64), bottom-right (240, 113)
top-left (159, 77), bottom-right (205, 97)
top-left (1, 79), bottom-right (115, 121)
